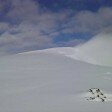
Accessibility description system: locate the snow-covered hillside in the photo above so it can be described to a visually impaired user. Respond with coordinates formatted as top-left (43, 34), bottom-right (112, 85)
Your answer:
top-left (0, 46), bottom-right (112, 112)
top-left (71, 33), bottom-right (112, 67)
top-left (28, 32), bottom-right (112, 67)
top-left (0, 34), bottom-right (112, 112)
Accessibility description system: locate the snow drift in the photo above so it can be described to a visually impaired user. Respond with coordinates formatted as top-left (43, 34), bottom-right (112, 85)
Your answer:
top-left (0, 47), bottom-right (112, 112)
top-left (72, 32), bottom-right (112, 67)
top-left (0, 31), bottom-right (112, 112)
top-left (34, 32), bottom-right (112, 67)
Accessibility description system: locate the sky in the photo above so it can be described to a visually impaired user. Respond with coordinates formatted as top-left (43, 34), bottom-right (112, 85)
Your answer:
top-left (0, 0), bottom-right (112, 56)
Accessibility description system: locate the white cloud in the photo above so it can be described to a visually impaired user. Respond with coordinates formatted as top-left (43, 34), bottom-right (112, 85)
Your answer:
top-left (0, 23), bottom-right (53, 54)
top-left (0, 0), bottom-right (112, 56)
top-left (0, 0), bottom-right (59, 55)
top-left (0, 0), bottom-right (71, 55)
top-left (62, 7), bottom-right (112, 34)
top-left (0, 22), bottom-right (10, 32)
top-left (7, 0), bottom-right (40, 21)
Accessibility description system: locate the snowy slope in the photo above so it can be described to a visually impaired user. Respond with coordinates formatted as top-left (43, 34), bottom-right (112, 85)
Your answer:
top-left (0, 49), bottom-right (112, 112)
top-left (31, 32), bottom-right (112, 67)
top-left (71, 33), bottom-right (112, 67)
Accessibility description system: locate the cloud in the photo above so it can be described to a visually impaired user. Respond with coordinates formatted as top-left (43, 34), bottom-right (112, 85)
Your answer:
top-left (7, 0), bottom-right (40, 22)
top-left (55, 39), bottom-right (86, 47)
top-left (0, 22), bottom-right (10, 32)
top-left (62, 7), bottom-right (112, 34)
top-left (0, 0), bottom-right (112, 56)
top-left (0, 0), bottom-right (9, 13)
top-left (0, 0), bottom-right (73, 55)
top-left (0, 0), bottom-right (59, 55)
top-left (0, 23), bottom-right (53, 54)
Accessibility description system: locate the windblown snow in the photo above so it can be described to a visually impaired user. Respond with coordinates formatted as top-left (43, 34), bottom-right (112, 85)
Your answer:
top-left (31, 32), bottom-right (112, 67)
top-left (0, 33), bottom-right (112, 112)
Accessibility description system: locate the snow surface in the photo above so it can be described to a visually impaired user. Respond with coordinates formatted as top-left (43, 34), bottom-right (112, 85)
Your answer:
top-left (28, 32), bottom-right (112, 67)
top-left (71, 33), bottom-right (112, 67)
top-left (0, 35), bottom-right (112, 112)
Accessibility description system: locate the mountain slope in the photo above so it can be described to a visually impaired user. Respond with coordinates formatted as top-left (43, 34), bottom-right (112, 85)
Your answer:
top-left (72, 33), bottom-right (112, 67)
top-left (0, 50), bottom-right (112, 112)
top-left (34, 32), bottom-right (112, 67)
